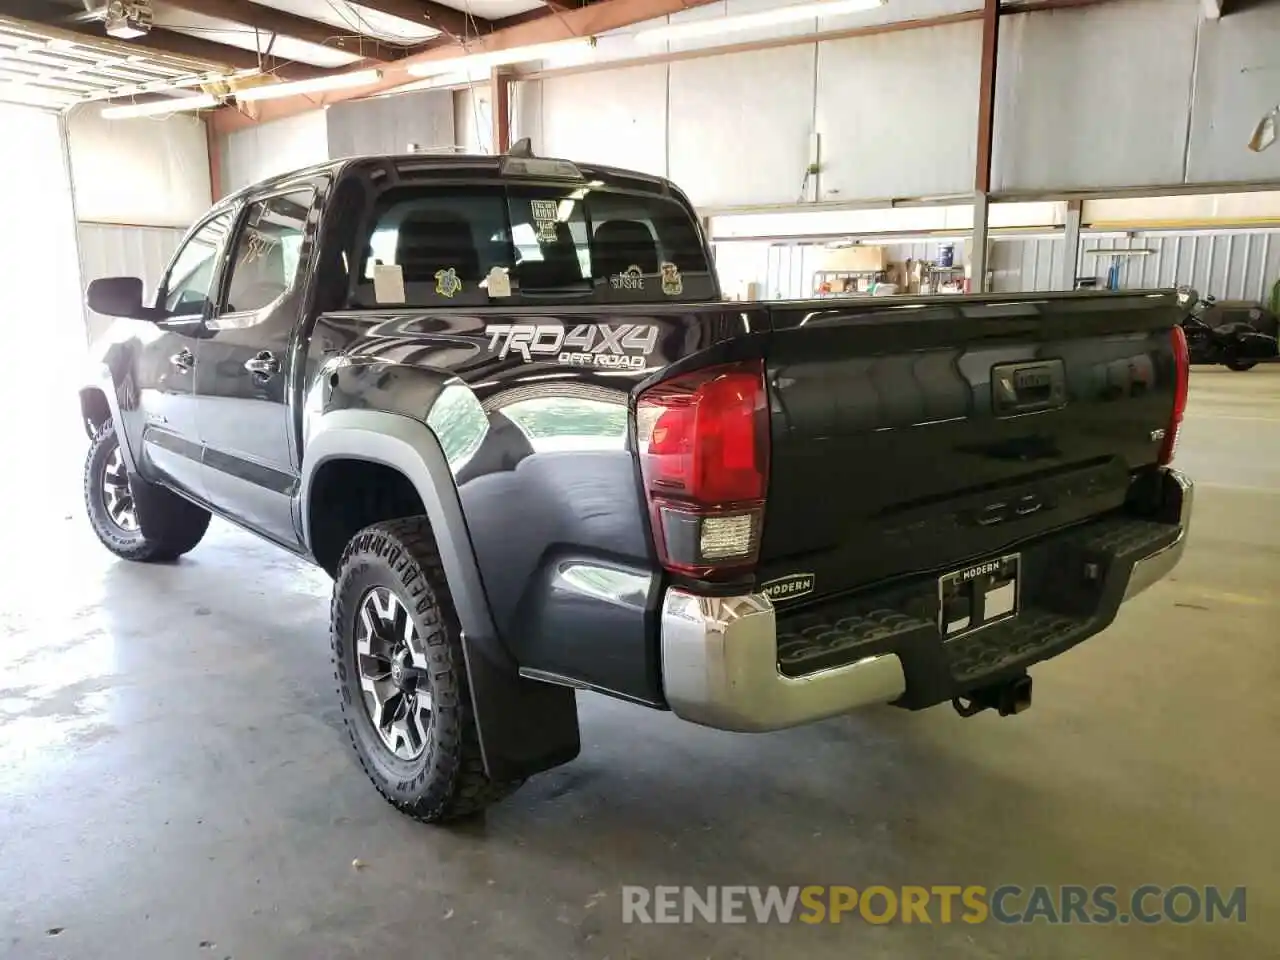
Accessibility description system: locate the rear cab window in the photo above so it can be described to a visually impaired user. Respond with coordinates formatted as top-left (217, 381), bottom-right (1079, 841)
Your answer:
top-left (351, 171), bottom-right (716, 309)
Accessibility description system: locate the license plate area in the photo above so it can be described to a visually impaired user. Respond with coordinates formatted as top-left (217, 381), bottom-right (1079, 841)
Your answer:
top-left (938, 553), bottom-right (1021, 639)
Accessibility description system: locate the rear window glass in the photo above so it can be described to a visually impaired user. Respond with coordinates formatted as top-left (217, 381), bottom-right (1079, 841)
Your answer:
top-left (351, 183), bottom-right (715, 307)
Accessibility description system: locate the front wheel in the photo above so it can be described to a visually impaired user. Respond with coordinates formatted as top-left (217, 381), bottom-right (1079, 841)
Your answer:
top-left (331, 517), bottom-right (521, 822)
top-left (84, 421), bottom-right (211, 561)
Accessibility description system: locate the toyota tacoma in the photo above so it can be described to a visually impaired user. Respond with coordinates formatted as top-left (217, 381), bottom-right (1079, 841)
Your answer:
top-left (79, 147), bottom-right (1194, 822)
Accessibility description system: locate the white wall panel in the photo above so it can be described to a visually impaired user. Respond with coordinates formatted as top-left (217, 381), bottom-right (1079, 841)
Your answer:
top-left (668, 45), bottom-right (815, 208)
top-left (66, 106), bottom-right (210, 227)
top-left (326, 89), bottom-right (454, 158)
top-left (1186, 9), bottom-right (1280, 184)
top-left (992, 0), bottom-right (1200, 192)
top-left (815, 21), bottom-right (981, 201)
top-left (539, 64), bottom-right (668, 176)
top-left (512, 79), bottom-right (543, 151)
top-left (222, 110), bottom-right (328, 195)
top-left (78, 224), bottom-right (184, 343)
top-left (454, 85), bottom-right (494, 154)
top-left (546, 0), bottom-right (981, 69)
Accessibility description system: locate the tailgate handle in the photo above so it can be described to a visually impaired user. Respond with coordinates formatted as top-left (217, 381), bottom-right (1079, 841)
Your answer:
top-left (992, 360), bottom-right (1066, 416)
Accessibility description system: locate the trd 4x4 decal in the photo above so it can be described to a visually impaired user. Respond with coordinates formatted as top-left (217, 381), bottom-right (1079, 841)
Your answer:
top-left (485, 323), bottom-right (659, 370)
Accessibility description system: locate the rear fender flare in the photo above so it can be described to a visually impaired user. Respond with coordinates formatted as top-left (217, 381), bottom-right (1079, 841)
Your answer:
top-left (300, 409), bottom-right (581, 782)
top-left (300, 409), bottom-right (498, 650)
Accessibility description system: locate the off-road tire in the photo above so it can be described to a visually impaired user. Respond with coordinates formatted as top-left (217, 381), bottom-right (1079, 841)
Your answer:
top-left (332, 517), bottom-right (521, 822)
top-left (84, 420), bottom-right (211, 562)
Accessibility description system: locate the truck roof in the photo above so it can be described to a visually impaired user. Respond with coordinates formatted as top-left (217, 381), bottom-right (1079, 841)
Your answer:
top-left (212, 152), bottom-right (680, 214)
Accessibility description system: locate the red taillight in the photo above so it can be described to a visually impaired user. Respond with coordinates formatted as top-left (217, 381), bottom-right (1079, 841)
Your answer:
top-left (637, 361), bottom-right (769, 578)
top-left (1160, 325), bottom-right (1190, 465)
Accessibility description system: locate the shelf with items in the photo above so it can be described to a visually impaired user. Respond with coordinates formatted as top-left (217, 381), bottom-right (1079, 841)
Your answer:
top-left (812, 269), bottom-right (888, 298)
top-left (920, 264), bottom-right (967, 294)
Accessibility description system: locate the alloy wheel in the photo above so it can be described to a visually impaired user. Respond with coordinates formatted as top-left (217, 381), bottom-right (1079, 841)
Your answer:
top-left (101, 445), bottom-right (138, 532)
top-left (355, 586), bottom-right (433, 761)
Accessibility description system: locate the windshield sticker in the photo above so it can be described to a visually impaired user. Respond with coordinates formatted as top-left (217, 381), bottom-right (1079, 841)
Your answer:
top-left (486, 322), bottom-right (659, 370)
top-left (660, 262), bottom-right (683, 296)
top-left (611, 265), bottom-right (645, 291)
top-left (530, 200), bottom-right (560, 243)
top-left (481, 265), bottom-right (512, 298)
top-left (373, 263), bottom-right (405, 304)
top-left (434, 267), bottom-right (462, 298)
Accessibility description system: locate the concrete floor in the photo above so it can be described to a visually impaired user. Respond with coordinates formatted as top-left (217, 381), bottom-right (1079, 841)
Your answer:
top-left (2, 369), bottom-right (1277, 960)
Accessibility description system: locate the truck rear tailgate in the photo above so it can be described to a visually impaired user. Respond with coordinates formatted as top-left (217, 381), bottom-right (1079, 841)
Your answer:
top-left (756, 292), bottom-right (1183, 604)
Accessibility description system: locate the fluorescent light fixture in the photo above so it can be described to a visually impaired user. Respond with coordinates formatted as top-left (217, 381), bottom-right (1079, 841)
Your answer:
top-left (173, 68), bottom-right (262, 90)
top-left (1248, 106), bottom-right (1278, 153)
top-left (101, 93), bottom-right (219, 119)
top-left (636, 0), bottom-right (885, 45)
top-left (234, 68), bottom-right (382, 103)
top-left (406, 39), bottom-right (595, 78)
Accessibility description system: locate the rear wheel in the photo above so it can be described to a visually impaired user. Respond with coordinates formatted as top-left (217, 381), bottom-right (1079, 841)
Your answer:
top-left (331, 517), bottom-right (520, 822)
top-left (84, 421), bottom-right (211, 561)
top-left (1225, 356), bottom-right (1257, 372)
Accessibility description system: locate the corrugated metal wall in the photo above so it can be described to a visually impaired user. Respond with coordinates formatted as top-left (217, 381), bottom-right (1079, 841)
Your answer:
top-left (732, 227), bottom-right (1280, 302)
top-left (989, 237), bottom-right (1064, 293)
top-left (1080, 230), bottom-right (1280, 301)
top-left (752, 236), bottom-right (1066, 299)
top-left (77, 222), bottom-right (184, 342)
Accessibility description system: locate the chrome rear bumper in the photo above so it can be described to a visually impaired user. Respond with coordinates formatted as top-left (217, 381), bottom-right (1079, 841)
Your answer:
top-left (659, 591), bottom-right (906, 732)
top-left (1123, 469), bottom-right (1194, 601)
top-left (659, 468), bottom-right (1193, 732)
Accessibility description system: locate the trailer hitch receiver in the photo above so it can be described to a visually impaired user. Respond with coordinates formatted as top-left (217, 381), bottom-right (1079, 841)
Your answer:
top-left (953, 674), bottom-right (1032, 718)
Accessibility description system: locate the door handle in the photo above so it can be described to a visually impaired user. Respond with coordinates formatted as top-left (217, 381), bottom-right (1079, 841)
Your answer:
top-left (244, 351), bottom-right (280, 378)
top-left (170, 348), bottom-right (194, 372)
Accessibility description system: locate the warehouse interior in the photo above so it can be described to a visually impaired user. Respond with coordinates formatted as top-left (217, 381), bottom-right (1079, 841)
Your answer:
top-left (1, 0), bottom-right (1278, 957)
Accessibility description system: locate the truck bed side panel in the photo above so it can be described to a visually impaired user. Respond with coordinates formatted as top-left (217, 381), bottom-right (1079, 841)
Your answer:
top-left (309, 304), bottom-right (763, 705)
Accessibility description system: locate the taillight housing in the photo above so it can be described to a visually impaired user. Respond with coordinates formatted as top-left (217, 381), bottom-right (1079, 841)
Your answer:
top-left (636, 361), bottom-right (769, 579)
top-left (1160, 325), bottom-right (1190, 465)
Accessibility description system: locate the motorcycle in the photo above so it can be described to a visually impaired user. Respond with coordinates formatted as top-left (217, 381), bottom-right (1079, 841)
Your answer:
top-left (1175, 286), bottom-right (1279, 372)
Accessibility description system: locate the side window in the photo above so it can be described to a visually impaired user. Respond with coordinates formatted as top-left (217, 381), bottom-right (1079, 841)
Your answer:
top-left (163, 212), bottom-right (233, 315)
top-left (220, 190), bottom-right (314, 316)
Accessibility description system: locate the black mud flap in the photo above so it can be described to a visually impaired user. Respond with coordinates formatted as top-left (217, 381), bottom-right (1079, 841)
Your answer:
top-left (461, 634), bottom-right (581, 783)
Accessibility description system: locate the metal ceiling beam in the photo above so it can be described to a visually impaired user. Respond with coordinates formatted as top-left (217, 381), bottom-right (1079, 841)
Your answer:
top-left (209, 0), bottom-right (722, 133)
top-left (491, 65), bottom-right (510, 153)
top-left (6, 0), bottom-right (314, 78)
top-left (345, 0), bottom-right (493, 40)
top-left (999, 0), bottom-right (1127, 12)
top-left (100, 26), bottom-right (314, 78)
top-left (159, 0), bottom-right (407, 62)
top-left (975, 0), bottom-right (999, 194)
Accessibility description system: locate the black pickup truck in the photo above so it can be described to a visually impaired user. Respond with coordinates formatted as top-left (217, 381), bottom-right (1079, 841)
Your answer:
top-left (80, 148), bottom-right (1193, 823)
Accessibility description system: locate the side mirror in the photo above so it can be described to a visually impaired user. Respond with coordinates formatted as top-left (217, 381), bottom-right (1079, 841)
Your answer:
top-left (86, 276), bottom-right (150, 320)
